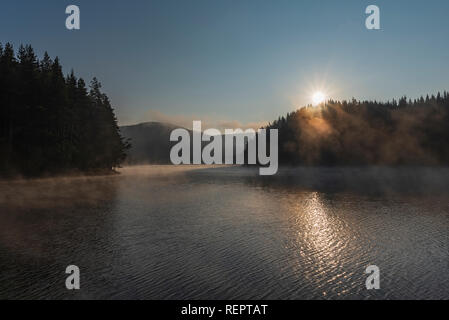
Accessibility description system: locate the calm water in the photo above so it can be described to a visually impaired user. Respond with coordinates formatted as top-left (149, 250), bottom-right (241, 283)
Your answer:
top-left (0, 165), bottom-right (448, 300)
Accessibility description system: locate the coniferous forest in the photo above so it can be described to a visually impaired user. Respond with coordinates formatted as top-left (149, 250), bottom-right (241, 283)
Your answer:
top-left (0, 43), bottom-right (129, 177)
top-left (266, 94), bottom-right (449, 165)
top-left (2, 44), bottom-right (449, 175)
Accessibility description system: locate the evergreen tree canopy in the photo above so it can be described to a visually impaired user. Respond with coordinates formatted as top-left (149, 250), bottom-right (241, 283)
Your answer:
top-left (0, 43), bottom-right (130, 176)
top-left (266, 93), bottom-right (449, 165)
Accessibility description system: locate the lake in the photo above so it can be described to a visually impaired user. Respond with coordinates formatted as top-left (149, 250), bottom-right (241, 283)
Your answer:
top-left (0, 165), bottom-right (448, 299)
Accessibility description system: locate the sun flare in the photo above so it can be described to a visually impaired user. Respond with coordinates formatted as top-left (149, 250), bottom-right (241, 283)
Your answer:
top-left (312, 91), bottom-right (326, 105)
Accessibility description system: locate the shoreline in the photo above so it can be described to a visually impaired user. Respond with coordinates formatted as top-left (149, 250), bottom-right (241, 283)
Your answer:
top-left (0, 168), bottom-right (120, 182)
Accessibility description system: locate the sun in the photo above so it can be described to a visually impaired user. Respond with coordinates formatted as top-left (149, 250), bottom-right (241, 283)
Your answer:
top-left (312, 91), bottom-right (326, 105)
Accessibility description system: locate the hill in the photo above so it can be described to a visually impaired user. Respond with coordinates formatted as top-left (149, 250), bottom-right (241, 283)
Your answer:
top-left (267, 93), bottom-right (449, 165)
top-left (120, 122), bottom-right (182, 164)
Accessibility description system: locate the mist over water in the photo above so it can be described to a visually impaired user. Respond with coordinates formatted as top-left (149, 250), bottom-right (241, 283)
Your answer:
top-left (0, 166), bottom-right (448, 299)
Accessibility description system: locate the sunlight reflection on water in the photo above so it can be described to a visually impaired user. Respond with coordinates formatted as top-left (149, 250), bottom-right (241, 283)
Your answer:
top-left (0, 165), bottom-right (448, 299)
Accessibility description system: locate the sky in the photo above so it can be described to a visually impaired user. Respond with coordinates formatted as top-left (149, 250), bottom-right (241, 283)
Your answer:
top-left (1, 0), bottom-right (449, 128)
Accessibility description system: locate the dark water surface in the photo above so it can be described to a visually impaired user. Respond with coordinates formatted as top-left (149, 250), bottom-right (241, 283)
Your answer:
top-left (0, 166), bottom-right (448, 299)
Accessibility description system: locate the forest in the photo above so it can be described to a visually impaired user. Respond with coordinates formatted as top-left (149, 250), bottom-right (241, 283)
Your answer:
top-left (2, 43), bottom-right (449, 175)
top-left (266, 93), bottom-right (449, 165)
top-left (0, 43), bottom-right (129, 177)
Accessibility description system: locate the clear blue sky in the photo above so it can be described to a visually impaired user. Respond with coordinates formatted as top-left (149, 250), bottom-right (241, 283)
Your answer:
top-left (1, 0), bottom-right (449, 127)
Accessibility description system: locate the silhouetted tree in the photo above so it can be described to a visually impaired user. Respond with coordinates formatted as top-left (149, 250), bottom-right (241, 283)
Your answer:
top-left (265, 92), bottom-right (449, 166)
top-left (0, 43), bottom-right (129, 176)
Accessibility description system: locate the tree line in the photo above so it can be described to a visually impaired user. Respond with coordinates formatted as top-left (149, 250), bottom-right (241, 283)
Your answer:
top-left (266, 93), bottom-right (449, 165)
top-left (0, 43), bottom-right (129, 177)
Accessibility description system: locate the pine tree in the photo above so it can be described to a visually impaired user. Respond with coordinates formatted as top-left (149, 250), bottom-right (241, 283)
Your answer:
top-left (0, 44), bottom-right (129, 176)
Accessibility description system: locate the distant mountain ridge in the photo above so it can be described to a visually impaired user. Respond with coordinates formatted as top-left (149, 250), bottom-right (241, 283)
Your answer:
top-left (120, 122), bottom-right (184, 164)
top-left (120, 121), bottom-right (249, 165)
